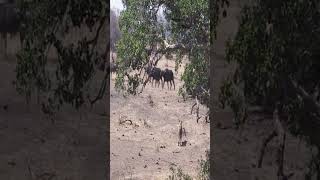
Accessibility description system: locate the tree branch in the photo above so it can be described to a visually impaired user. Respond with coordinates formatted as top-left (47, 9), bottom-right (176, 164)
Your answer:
top-left (44, 0), bottom-right (71, 59)
top-left (87, 16), bottom-right (107, 46)
top-left (289, 78), bottom-right (320, 114)
top-left (89, 67), bottom-right (109, 105)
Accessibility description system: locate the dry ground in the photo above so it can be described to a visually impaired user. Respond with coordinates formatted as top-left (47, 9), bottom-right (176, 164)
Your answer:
top-left (0, 57), bottom-right (107, 180)
top-left (110, 58), bottom-right (210, 179)
top-left (211, 55), bottom-right (313, 180)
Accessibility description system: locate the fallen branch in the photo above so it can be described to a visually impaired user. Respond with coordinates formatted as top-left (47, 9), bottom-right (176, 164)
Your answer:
top-left (257, 106), bottom-right (290, 179)
top-left (257, 130), bottom-right (277, 168)
top-left (119, 119), bottom-right (133, 125)
top-left (274, 107), bottom-right (286, 180)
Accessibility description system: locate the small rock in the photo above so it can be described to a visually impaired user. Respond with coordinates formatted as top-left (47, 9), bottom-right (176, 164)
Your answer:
top-left (144, 165), bottom-right (147, 168)
top-left (139, 152), bottom-right (141, 156)
top-left (122, 134), bottom-right (124, 136)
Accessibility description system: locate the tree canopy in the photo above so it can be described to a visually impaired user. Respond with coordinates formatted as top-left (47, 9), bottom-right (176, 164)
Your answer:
top-left (115, 0), bottom-right (228, 106)
top-left (14, 0), bottom-right (108, 115)
top-left (220, 0), bottom-right (320, 178)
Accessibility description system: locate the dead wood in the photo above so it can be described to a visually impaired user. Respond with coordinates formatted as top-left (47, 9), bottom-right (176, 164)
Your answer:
top-left (257, 106), bottom-right (289, 180)
top-left (257, 130), bottom-right (277, 168)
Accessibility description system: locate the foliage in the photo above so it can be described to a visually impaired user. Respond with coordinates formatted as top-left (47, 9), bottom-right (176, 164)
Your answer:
top-left (14, 0), bottom-right (108, 114)
top-left (166, 150), bottom-right (210, 180)
top-left (220, 0), bottom-right (320, 177)
top-left (115, 0), bottom-right (229, 106)
top-left (115, 0), bottom-right (164, 94)
top-left (197, 150), bottom-right (210, 180)
top-left (167, 166), bottom-right (193, 180)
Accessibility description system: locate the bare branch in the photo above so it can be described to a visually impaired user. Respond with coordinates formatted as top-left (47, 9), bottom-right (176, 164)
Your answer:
top-left (289, 78), bottom-right (320, 115)
top-left (257, 130), bottom-right (277, 168)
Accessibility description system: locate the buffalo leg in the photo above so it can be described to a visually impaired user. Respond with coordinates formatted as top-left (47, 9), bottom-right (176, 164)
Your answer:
top-left (172, 79), bottom-right (175, 90)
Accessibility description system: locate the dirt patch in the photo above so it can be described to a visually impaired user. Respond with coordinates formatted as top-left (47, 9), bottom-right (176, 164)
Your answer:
top-left (0, 60), bottom-right (107, 180)
top-left (110, 58), bottom-right (210, 179)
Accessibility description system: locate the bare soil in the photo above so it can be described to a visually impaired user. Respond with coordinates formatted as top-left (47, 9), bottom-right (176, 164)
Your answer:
top-left (211, 58), bottom-right (313, 180)
top-left (110, 58), bottom-right (210, 179)
top-left (0, 58), bottom-right (107, 180)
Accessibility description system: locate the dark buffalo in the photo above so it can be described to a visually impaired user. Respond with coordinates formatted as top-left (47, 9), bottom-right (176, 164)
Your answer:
top-left (161, 68), bottom-right (175, 90)
top-left (149, 67), bottom-right (162, 87)
top-left (144, 64), bottom-right (153, 81)
top-left (143, 63), bottom-right (162, 88)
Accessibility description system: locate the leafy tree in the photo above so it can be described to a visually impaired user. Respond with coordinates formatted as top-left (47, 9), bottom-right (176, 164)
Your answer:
top-left (14, 0), bottom-right (108, 115)
top-left (220, 0), bottom-right (320, 178)
top-left (115, 1), bottom-right (228, 177)
top-left (115, 0), bottom-right (228, 105)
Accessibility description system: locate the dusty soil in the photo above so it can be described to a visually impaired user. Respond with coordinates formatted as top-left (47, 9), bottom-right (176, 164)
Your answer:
top-left (212, 110), bottom-right (313, 180)
top-left (211, 55), bottom-right (313, 180)
top-left (110, 58), bottom-right (210, 179)
top-left (0, 58), bottom-right (107, 180)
